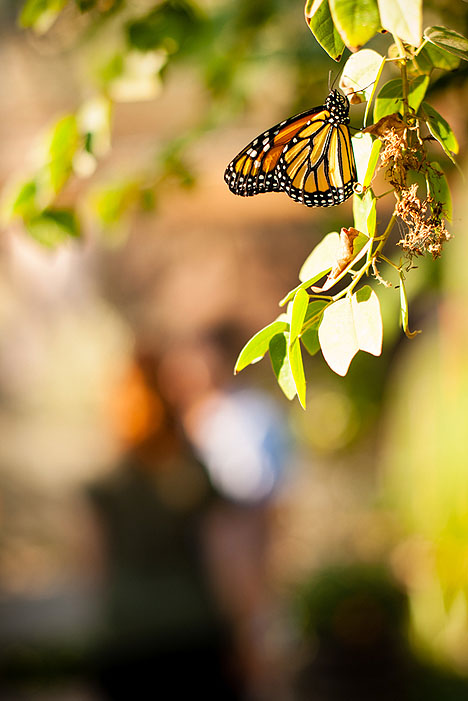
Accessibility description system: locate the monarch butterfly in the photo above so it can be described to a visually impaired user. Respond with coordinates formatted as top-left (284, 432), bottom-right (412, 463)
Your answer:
top-left (224, 89), bottom-right (357, 208)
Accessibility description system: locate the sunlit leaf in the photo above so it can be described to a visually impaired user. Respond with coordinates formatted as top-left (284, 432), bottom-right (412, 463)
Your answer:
top-left (377, 0), bottom-right (422, 47)
top-left (45, 115), bottom-right (79, 194)
top-left (341, 49), bottom-right (385, 103)
top-left (26, 208), bottom-right (80, 247)
top-left (270, 333), bottom-right (297, 400)
top-left (363, 56), bottom-right (386, 126)
top-left (421, 102), bottom-right (459, 161)
top-left (353, 188), bottom-right (376, 237)
top-left (108, 51), bottom-right (166, 102)
top-left (305, 0), bottom-right (345, 61)
top-left (352, 285), bottom-right (383, 355)
top-left (424, 26), bottom-right (468, 62)
top-left (426, 163), bottom-right (452, 222)
top-left (299, 232), bottom-right (340, 282)
top-left (352, 132), bottom-right (381, 187)
top-left (279, 233), bottom-right (340, 306)
top-left (398, 272), bottom-right (420, 338)
top-left (318, 286), bottom-right (382, 375)
top-left (288, 339), bottom-right (307, 409)
top-left (280, 269), bottom-right (333, 307)
top-left (329, 0), bottom-right (381, 51)
top-left (363, 138), bottom-right (382, 188)
top-left (290, 288), bottom-right (310, 345)
top-left (319, 296), bottom-right (359, 375)
top-left (352, 132), bottom-right (374, 185)
top-left (234, 319), bottom-right (289, 374)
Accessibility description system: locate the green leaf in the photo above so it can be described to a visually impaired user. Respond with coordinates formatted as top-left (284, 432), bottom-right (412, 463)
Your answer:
top-left (270, 333), bottom-right (297, 401)
top-left (91, 181), bottom-right (140, 225)
top-left (304, 299), bottom-right (329, 325)
top-left (234, 319), bottom-right (289, 374)
top-left (408, 75), bottom-right (430, 113)
top-left (398, 272), bottom-right (420, 338)
top-left (377, 0), bottom-right (422, 47)
top-left (373, 79), bottom-right (403, 122)
top-left (305, 0), bottom-right (345, 61)
top-left (407, 169), bottom-right (427, 198)
top-left (97, 53), bottom-right (125, 87)
top-left (426, 163), bottom-right (452, 222)
top-left (25, 208), bottom-right (80, 247)
top-left (424, 26), bottom-right (468, 62)
top-left (421, 102), bottom-right (459, 160)
top-left (318, 286), bottom-right (383, 375)
top-left (341, 49), bottom-right (385, 103)
top-left (363, 139), bottom-right (382, 188)
top-left (288, 340), bottom-right (307, 409)
top-left (19, 0), bottom-right (67, 33)
top-left (290, 288), bottom-right (310, 345)
top-left (301, 329), bottom-right (321, 356)
top-left (299, 232), bottom-right (340, 282)
top-left (9, 180), bottom-right (39, 220)
top-left (412, 43), bottom-right (461, 74)
top-left (75, 0), bottom-right (98, 11)
top-left (373, 76), bottom-right (428, 122)
top-left (280, 269), bottom-right (333, 307)
top-left (126, 0), bottom-right (203, 55)
top-left (329, 0), bottom-right (381, 52)
top-left (45, 115), bottom-right (79, 194)
top-left (353, 188), bottom-right (376, 237)
top-left (302, 300), bottom-right (329, 356)
top-left (352, 132), bottom-right (380, 187)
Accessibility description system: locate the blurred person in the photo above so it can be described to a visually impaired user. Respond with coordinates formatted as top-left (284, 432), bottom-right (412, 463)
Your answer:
top-left (87, 350), bottom-right (242, 700)
top-left (158, 324), bottom-right (292, 701)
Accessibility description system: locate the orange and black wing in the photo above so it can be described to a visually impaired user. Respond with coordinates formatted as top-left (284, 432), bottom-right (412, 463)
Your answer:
top-left (224, 105), bottom-right (329, 198)
top-left (277, 117), bottom-right (357, 207)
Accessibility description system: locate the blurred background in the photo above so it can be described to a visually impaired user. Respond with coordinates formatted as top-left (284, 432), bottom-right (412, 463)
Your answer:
top-left (1, 0), bottom-right (468, 699)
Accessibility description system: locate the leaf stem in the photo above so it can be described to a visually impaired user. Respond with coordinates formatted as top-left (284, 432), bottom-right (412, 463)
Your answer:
top-left (393, 35), bottom-right (409, 119)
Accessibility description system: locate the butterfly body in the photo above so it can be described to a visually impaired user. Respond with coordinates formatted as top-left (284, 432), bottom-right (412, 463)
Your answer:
top-left (224, 89), bottom-right (357, 208)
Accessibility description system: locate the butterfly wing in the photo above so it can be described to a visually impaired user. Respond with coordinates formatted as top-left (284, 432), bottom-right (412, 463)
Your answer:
top-left (224, 106), bottom-right (328, 198)
top-left (278, 117), bottom-right (357, 207)
top-left (224, 91), bottom-right (357, 208)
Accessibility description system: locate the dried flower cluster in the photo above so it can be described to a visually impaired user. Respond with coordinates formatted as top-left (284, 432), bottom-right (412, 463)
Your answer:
top-left (394, 182), bottom-right (450, 258)
top-left (366, 113), bottom-right (450, 259)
